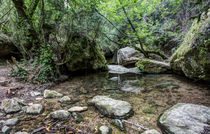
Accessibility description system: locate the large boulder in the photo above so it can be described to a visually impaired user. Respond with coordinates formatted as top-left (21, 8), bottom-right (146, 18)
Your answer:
top-left (0, 34), bottom-right (16, 57)
top-left (158, 103), bottom-right (210, 134)
top-left (89, 96), bottom-right (133, 118)
top-left (63, 34), bottom-right (107, 72)
top-left (117, 47), bottom-right (143, 66)
top-left (136, 58), bottom-right (171, 73)
top-left (108, 65), bottom-right (140, 74)
top-left (170, 13), bottom-right (210, 81)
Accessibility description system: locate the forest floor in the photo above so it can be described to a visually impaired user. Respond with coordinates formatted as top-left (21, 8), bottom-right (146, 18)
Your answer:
top-left (0, 60), bottom-right (210, 134)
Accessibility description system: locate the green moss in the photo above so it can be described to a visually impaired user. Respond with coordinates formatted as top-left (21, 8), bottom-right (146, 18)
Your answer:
top-left (136, 58), bottom-right (170, 73)
top-left (170, 12), bottom-right (210, 81)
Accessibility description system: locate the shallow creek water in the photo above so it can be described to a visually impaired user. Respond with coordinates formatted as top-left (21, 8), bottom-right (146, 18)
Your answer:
top-left (13, 73), bottom-right (210, 134)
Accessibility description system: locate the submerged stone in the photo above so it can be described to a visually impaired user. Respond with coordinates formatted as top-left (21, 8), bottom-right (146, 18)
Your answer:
top-left (90, 96), bottom-right (133, 118)
top-left (112, 119), bottom-right (125, 131)
top-left (158, 103), bottom-right (210, 134)
top-left (59, 96), bottom-right (71, 103)
top-left (14, 132), bottom-right (29, 134)
top-left (50, 110), bottom-right (70, 120)
top-left (136, 58), bottom-right (171, 73)
top-left (5, 118), bottom-right (19, 126)
top-left (1, 98), bottom-right (22, 114)
top-left (44, 90), bottom-right (63, 98)
top-left (2, 126), bottom-right (11, 134)
top-left (99, 125), bottom-right (112, 134)
top-left (24, 104), bottom-right (43, 115)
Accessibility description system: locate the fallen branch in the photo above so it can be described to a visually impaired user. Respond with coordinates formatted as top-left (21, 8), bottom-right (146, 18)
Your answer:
top-left (122, 119), bottom-right (149, 131)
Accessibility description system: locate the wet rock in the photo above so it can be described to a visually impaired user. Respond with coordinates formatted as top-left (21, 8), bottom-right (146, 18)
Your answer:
top-left (14, 132), bottom-right (29, 134)
top-left (113, 119), bottom-right (125, 131)
top-left (1, 98), bottom-right (22, 113)
top-left (108, 77), bottom-right (118, 81)
top-left (59, 96), bottom-right (71, 103)
top-left (99, 125), bottom-right (112, 134)
top-left (72, 112), bottom-right (83, 123)
top-left (2, 126), bottom-right (11, 134)
top-left (154, 82), bottom-right (180, 89)
top-left (5, 118), bottom-right (19, 126)
top-left (117, 47), bottom-right (143, 66)
top-left (141, 129), bottom-right (160, 134)
top-left (108, 65), bottom-right (140, 74)
top-left (120, 80), bottom-right (142, 93)
top-left (30, 91), bottom-right (41, 97)
top-left (158, 103), bottom-right (210, 134)
top-left (78, 87), bottom-right (88, 94)
top-left (24, 104), bottom-right (43, 115)
top-left (50, 110), bottom-right (70, 120)
top-left (90, 96), bottom-right (133, 118)
top-left (136, 58), bottom-right (171, 73)
top-left (44, 90), bottom-right (63, 98)
top-left (68, 106), bottom-right (88, 112)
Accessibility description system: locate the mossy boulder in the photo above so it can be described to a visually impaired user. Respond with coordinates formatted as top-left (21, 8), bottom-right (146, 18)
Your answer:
top-left (63, 34), bottom-right (107, 72)
top-left (0, 34), bottom-right (16, 57)
top-left (170, 12), bottom-right (210, 81)
top-left (136, 58), bottom-right (171, 73)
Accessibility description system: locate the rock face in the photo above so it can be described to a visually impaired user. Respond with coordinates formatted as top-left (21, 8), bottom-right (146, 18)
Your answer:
top-left (108, 65), bottom-right (140, 74)
top-left (158, 103), bottom-right (210, 134)
top-left (0, 34), bottom-right (16, 57)
top-left (44, 90), bottom-right (63, 98)
top-left (64, 34), bottom-right (107, 72)
top-left (136, 58), bottom-right (171, 73)
top-left (117, 47), bottom-right (143, 66)
top-left (50, 110), bottom-right (70, 120)
top-left (170, 13), bottom-right (210, 81)
top-left (90, 96), bottom-right (133, 118)
top-left (24, 104), bottom-right (43, 115)
top-left (1, 98), bottom-right (22, 113)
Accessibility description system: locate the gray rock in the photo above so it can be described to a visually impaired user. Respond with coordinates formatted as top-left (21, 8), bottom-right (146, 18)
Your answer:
top-left (5, 118), bottom-right (19, 126)
top-left (113, 119), bottom-right (125, 131)
top-left (14, 132), bottom-right (29, 134)
top-left (90, 96), bottom-right (133, 118)
top-left (24, 104), bottom-right (43, 115)
top-left (44, 90), bottom-right (63, 98)
top-left (108, 65), bottom-right (140, 74)
top-left (1, 98), bottom-right (22, 113)
top-left (141, 129), bottom-right (160, 134)
top-left (117, 47), bottom-right (143, 66)
top-left (99, 126), bottom-right (112, 134)
top-left (158, 103), bottom-right (210, 134)
top-left (68, 106), bottom-right (88, 112)
top-left (50, 110), bottom-right (70, 120)
top-left (59, 96), bottom-right (71, 103)
top-left (0, 112), bottom-right (4, 117)
top-left (30, 91), bottom-right (41, 97)
top-left (2, 126), bottom-right (11, 134)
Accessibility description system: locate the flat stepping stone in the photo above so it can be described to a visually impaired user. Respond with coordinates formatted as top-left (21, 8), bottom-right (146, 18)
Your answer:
top-left (68, 106), bottom-right (88, 112)
top-left (90, 96), bottom-right (133, 118)
top-left (44, 90), bottom-right (63, 98)
top-left (158, 103), bottom-right (210, 134)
